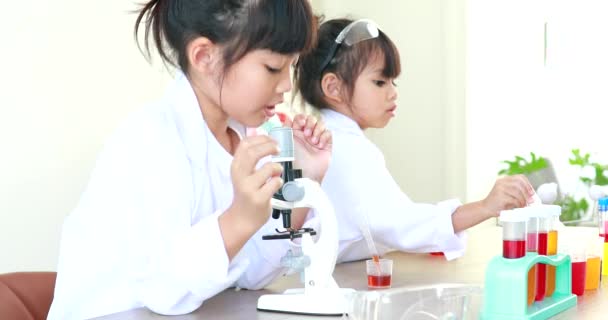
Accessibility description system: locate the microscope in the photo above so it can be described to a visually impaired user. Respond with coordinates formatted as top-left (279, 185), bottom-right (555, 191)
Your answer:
top-left (262, 127), bottom-right (316, 241)
top-left (257, 127), bottom-right (354, 316)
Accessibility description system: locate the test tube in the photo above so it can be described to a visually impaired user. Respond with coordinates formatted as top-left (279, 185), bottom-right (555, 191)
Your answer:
top-left (598, 198), bottom-right (605, 238)
top-left (545, 205), bottom-right (561, 297)
top-left (525, 207), bottom-right (539, 306)
top-left (500, 210), bottom-right (527, 259)
top-left (599, 197), bottom-right (608, 238)
top-left (600, 197), bottom-right (608, 277)
top-left (534, 206), bottom-right (550, 302)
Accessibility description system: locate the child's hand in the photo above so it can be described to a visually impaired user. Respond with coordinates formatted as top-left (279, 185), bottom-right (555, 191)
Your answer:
top-left (481, 175), bottom-right (535, 217)
top-left (228, 136), bottom-right (284, 228)
top-left (284, 114), bottom-right (332, 183)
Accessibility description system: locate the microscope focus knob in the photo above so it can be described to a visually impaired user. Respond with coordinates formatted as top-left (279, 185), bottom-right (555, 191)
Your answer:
top-left (282, 181), bottom-right (305, 202)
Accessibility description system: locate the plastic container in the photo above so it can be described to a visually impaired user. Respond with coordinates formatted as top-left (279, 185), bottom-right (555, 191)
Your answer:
top-left (366, 259), bottom-right (393, 289)
top-left (561, 244), bottom-right (587, 296)
top-left (585, 255), bottom-right (601, 290)
top-left (346, 284), bottom-right (483, 320)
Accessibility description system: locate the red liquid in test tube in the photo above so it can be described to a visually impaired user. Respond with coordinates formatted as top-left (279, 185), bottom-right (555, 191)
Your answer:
top-left (503, 240), bottom-right (526, 259)
top-left (535, 232), bottom-right (548, 301)
top-left (527, 233), bottom-right (537, 251)
top-left (527, 232), bottom-right (537, 305)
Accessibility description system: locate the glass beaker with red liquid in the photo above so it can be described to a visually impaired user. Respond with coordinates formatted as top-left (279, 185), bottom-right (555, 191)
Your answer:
top-left (500, 210), bottom-right (527, 259)
top-left (566, 247), bottom-right (587, 296)
top-left (366, 259), bottom-right (393, 289)
top-left (534, 206), bottom-right (552, 302)
top-left (545, 205), bottom-right (561, 297)
top-left (525, 208), bottom-right (539, 306)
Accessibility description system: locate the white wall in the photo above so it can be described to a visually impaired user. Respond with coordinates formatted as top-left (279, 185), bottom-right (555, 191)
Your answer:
top-left (315, 0), bottom-right (467, 202)
top-left (467, 0), bottom-right (608, 202)
top-left (0, 0), bottom-right (171, 272)
top-left (0, 0), bottom-right (465, 272)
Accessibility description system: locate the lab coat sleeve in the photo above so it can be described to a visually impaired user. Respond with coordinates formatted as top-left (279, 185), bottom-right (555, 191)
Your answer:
top-left (326, 138), bottom-right (467, 261)
top-left (137, 210), bottom-right (250, 315)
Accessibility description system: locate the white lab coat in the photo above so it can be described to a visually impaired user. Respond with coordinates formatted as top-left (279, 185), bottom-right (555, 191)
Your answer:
top-left (320, 109), bottom-right (467, 262)
top-left (48, 74), bottom-right (318, 320)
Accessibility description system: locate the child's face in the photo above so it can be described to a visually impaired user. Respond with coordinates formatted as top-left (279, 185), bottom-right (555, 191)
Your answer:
top-left (349, 55), bottom-right (398, 129)
top-left (216, 49), bottom-right (297, 127)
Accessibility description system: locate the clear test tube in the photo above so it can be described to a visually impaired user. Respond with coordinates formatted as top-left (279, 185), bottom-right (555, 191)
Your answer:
top-left (535, 206), bottom-right (552, 302)
top-left (525, 207), bottom-right (539, 306)
top-left (601, 197), bottom-right (608, 276)
top-left (598, 198), bottom-right (605, 237)
top-left (545, 205), bottom-right (561, 297)
top-left (600, 198), bottom-right (608, 240)
top-left (500, 210), bottom-right (527, 259)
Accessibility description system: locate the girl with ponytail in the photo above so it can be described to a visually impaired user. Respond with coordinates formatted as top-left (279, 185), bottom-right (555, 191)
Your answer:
top-left (48, 1), bottom-right (329, 319)
top-left (294, 18), bottom-right (535, 263)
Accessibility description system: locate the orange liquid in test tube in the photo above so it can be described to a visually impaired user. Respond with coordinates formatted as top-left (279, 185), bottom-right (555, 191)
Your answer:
top-left (545, 230), bottom-right (558, 297)
top-left (527, 265), bottom-right (536, 305)
top-left (527, 230), bottom-right (538, 306)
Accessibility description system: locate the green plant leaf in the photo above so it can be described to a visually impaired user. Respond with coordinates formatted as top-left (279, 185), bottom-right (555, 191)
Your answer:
top-left (498, 152), bottom-right (548, 176)
top-left (555, 194), bottom-right (587, 222)
top-left (580, 177), bottom-right (593, 186)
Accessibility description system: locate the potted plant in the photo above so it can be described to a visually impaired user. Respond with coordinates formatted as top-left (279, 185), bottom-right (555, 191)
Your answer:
top-left (499, 150), bottom-right (608, 223)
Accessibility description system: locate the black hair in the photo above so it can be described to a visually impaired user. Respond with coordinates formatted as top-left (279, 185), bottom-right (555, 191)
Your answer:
top-left (294, 18), bottom-right (401, 110)
top-left (135, 0), bottom-right (317, 74)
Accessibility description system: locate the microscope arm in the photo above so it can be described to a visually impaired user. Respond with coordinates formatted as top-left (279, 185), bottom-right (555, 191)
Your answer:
top-left (271, 178), bottom-right (339, 290)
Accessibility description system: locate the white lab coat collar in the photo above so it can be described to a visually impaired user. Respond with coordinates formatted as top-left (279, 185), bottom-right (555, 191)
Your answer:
top-left (321, 108), bottom-right (364, 136)
top-left (165, 73), bottom-right (247, 168)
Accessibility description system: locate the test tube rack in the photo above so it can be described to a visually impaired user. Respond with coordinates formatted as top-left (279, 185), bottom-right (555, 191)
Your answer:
top-left (481, 253), bottom-right (577, 320)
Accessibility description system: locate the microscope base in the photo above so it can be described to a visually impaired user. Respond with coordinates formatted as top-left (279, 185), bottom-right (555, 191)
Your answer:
top-left (257, 288), bottom-right (356, 316)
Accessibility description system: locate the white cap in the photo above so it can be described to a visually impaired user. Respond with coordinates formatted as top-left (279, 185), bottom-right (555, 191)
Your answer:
top-left (528, 204), bottom-right (560, 218)
top-left (519, 205), bottom-right (554, 218)
top-left (500, 209), bottom-right (527, 222)
top-left (513, 206), bottom-right (533, 218)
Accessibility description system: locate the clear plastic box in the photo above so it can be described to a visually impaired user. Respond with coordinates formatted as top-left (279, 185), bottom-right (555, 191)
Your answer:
top-left (346, 284), bottom-right (483, 320)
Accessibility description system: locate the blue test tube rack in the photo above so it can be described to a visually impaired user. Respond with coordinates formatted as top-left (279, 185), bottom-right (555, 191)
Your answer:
top-left (481, 253), bottom-right (577, 320)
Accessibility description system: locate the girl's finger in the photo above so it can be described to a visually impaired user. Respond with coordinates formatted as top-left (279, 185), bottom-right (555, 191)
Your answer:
top-left (317, 130), bottom-right (332, 149)
top-left (302, 115), bottom-right (316, 137)
top-left (311, 121), bottom-right (326, 145)
top-left (233, 139), bottom-right (279, 177)
top-left (248, 162), bottom-right (284, 189)
top-left (291, 114), bottom-right (307, 130)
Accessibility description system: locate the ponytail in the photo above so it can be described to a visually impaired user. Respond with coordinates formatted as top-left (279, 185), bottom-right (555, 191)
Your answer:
top-left (134, 0), bottom-right (172, 66)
